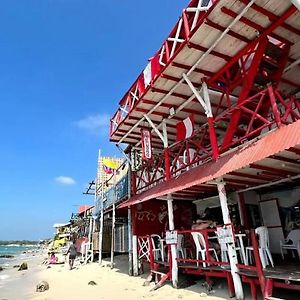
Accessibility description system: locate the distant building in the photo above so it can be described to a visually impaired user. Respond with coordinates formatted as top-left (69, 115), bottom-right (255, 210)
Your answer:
top-left (97, 156), bottom-right (125, 191)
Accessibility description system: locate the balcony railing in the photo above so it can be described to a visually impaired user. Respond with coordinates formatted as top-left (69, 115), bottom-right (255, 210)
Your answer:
top-left (134, 86), bottom-right (300, 194)
top-left (95, 173), bottom-right (129, 213)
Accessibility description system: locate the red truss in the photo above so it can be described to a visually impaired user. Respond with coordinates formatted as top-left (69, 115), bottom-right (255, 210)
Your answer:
top-left (110, 0), bottom-right (300, 195)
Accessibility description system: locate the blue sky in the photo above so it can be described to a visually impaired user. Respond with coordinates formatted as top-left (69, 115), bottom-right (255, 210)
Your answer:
top-left (0, 0), bottom-right (188, 240)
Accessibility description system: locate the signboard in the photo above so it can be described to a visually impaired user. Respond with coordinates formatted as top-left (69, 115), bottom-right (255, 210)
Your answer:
top-left (165, 230), bottom-right (178, 245)
top-left (216, 226), bottom-right (234, 244)
top-left (141, 128), bottom-right (153, 160)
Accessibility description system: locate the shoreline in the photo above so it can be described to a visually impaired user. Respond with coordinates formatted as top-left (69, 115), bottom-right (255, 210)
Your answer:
top-left (1, 253), bottom-right (228, 300)
top-left (0, 250), bottom-right (45, 299)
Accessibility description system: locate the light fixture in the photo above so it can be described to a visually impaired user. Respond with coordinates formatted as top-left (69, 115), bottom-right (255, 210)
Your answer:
top-left (169, 107), bottom-right (175, 116)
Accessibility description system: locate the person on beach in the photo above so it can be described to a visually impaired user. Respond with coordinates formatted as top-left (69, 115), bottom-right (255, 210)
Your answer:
top-left (66, 241), bottom-right (77, 270)
top-left (49, 252), bottom-right (57, 264)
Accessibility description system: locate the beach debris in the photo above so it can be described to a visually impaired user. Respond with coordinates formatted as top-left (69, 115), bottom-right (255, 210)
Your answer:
top-left (0, 255), bottom-right (14, 258)
top-left (18, 262), bottom-right (28, 271)
top-left (36, 280), bottom-right (49, 292)
top-left (0, 266), bottom-right (3, 271)
top-left (143, 280), bottom-right (151, 286)
top-left (88, 280), bottom-right (97, 286)
top-left (13, 265), bottom-right (20, 268)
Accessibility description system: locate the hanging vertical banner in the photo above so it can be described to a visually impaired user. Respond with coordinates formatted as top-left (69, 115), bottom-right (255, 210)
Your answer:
top-left (141, 128), bottom-right (152, 161)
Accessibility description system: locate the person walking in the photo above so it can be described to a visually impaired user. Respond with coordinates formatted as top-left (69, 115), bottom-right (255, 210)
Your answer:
top-left (66, 241), bottom-right (77, 270)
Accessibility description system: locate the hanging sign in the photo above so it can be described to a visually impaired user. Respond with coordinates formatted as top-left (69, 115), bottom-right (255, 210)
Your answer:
top-left (141, 128), bottom-right (152, 161)
top-left (165, 230), bottom-right (178, 245)
top-left (216, 226), bottom-right (234, 244)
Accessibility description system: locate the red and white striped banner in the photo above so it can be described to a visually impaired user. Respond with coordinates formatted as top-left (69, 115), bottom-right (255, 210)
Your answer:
top-left (141, 128), bottom-right (153, 160)
top-left (138, 54), bottom-right (161, 94)
top-left (176, 115), bottom-right (195, 142)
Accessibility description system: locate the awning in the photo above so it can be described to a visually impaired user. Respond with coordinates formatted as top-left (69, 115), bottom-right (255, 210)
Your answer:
top-left (119, 120), bottom-right (300, 208)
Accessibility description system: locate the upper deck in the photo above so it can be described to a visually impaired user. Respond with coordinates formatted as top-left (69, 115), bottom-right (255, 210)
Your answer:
top-left (110, 0), bottom-right (300, 147)
top-left (109, 0), bottom-right (300, 196)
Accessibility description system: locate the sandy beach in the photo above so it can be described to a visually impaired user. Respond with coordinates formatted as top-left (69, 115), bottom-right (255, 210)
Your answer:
top-left (1, 254), bottom-right (229, 300)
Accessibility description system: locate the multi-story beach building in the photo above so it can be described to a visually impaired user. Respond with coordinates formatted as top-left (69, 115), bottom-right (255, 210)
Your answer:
top-left (107, 1), bottom-right (300, 299)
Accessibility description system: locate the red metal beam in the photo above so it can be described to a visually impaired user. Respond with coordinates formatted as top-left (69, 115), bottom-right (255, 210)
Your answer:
top-left (269, 154), bottom-right (300, 165)
top-left (171, 62), bottom-right (214, 77)
top-left (205, 18), bottom-right (250, 43)
top-left (187, 42), bottom-right (232, 61)
top-left (208, 5), bottom-right (297, 85)
top-left (142, 99), bottom-right (207, 117)
top-left (221, 6), bottom-right (293, 45)
top-left (250, 163), bottom-right (298, 176)
top-left (238, 0), bottom-right (300, 36)
top-left (286, 147), bottom-right (300, 156)
top-left (151, 87), bottom-right (189, 100)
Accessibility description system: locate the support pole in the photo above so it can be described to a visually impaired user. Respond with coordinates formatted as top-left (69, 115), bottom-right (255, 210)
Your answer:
top-left (127, 167), bottom-right (133, 276)
top-left (217, 179), bottom-right (244, 300)
top-left (99, 201), bottom-right (104, 264)
top-left (128, 207), bottom-right (133, 276)
top-left (110, 174), bottom-right (117, 269)
top-left (238, 192), bottom-right (250, 230)
top-left (167, 194), bottom-right (178, 288)
top-left (86, 215), bottom-right (93, 264)
top-left (132, 234), bottom-right (139, 276)
top-left (98, 150), bottom-right (104, 265)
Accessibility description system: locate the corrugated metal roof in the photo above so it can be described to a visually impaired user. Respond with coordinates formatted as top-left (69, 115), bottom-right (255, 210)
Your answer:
top-left (119, 120), bottom-right (300, 208)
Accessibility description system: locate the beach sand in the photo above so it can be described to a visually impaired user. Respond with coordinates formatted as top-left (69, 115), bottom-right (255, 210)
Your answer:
top-left (1, 254), bottom-right (229, 300)
top-left (0, 252), bottom-right (45, 299)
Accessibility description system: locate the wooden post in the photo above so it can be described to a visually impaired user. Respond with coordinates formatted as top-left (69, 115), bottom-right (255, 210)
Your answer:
top-left (167, 194), bottom-right (178, 288)
top-left (98, 151), bottom-right (105, 265)
top-left (127, 165), bottom-right (133, 276)
top-left (110, 174), bottom-right (117, 269)
top-left (217, 179), bottom-right (244, 300)
top-left (98, 203), bottom-right (104, 264)
top-left (128, 206), bottom-right (133, 276)
top-left (238, 192), bottom-right (250, 230)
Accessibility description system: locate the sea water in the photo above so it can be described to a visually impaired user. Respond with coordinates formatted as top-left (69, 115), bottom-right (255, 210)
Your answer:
top-left (0, 244), bottom-right (39, 265)
top-left (0, 244), bottom-right (40, 288)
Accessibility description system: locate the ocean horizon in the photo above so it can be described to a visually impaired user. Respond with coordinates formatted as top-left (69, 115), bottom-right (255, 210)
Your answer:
top-left (0, 244), bottom-right (40, 266)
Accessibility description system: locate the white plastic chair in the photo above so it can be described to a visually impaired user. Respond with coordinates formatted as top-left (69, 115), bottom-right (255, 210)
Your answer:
top-left (177, 234), bottom-right (186, 259)
top-left (280, 229), bottom-right (300, 260)
top-left (191, 232), bottom-right (218, 267)
top-left (245, 226), bottom-right (274, 268)
top-left (217, 235), bottom-right (246, 264)
top-left (151, 234), bottom-right (164, 261)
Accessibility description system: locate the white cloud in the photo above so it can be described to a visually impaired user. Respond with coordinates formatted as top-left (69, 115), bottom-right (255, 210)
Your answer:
top-left (75, 114), bottom-right (110, 135)
top-left (55, 176), bottom-right (76, 186)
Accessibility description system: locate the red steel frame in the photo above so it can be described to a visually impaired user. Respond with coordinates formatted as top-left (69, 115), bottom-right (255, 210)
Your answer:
top-left (110, 0), bottom-right (218, 136)
top-left (134, 85), bottom-right (300, 194)
top-left (111, 1), bottom-right (300, 295)
top-left (110, 1), bottom-right (300, 194)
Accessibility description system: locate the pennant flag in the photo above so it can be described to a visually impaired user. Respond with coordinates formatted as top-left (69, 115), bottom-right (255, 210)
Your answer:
top-left (176, 115), bottom-right (195, 142)
top-left (138, 54), bottom-right (161, 94)
top-left (102, 158), bottom-right (119, 174)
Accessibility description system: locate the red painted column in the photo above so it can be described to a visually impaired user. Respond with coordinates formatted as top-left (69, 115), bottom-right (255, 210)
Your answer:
top-left (207, 117), bottom-right (219, 160)
top-left (164, 147), bottom-right (171, 180)
top-left (238, 192), bottom-right (250, 230)
top-left (222, 37), bottom-right (269, 150)
top-left (268, 84), bottom-right (282, 128)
